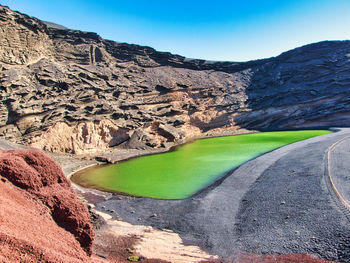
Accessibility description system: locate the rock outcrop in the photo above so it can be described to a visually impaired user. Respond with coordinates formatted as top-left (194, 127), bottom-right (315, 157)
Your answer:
top-left (0, 149), bottom-right (95, 261)
top-left (29, 119), bottom-right (129, 154)
top-left (1, 5), bottom-right (350, 154)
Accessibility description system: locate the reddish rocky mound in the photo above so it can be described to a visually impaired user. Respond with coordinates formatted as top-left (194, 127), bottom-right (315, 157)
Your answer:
top-left (0, 149), bottom-right (95, 262)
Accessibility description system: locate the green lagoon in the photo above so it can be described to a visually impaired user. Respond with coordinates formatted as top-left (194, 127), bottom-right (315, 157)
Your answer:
top-left (72, 130), bottom-right (330, 199)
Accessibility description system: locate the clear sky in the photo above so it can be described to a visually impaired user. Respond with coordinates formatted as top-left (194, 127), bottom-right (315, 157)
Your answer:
top-left (2, 0), bottom-right (350, 61)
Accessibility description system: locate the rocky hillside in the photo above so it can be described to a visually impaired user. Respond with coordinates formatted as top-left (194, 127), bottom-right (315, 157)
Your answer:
top-left (1, 5), bottom-right (350, 154)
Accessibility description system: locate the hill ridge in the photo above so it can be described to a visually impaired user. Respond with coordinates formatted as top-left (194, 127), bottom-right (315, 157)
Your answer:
top-left (1, 5), bottom-right (350, 154)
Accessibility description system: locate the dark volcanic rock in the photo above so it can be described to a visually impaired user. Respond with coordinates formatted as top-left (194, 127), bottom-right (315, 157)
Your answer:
top-left (1, 5), bottom-right (350, 153)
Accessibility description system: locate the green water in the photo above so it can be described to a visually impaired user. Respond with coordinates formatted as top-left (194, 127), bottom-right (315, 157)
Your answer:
top-left (73, 130), bottom-right (330, 199)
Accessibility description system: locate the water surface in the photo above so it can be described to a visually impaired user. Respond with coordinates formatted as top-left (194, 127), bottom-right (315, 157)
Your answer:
top-left (73, 130), bottom-right (330, 199)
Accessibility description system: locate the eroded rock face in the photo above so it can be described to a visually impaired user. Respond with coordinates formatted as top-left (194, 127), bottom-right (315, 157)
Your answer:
top-left (0, 7), bottom-right (54, 65)
top-left (0, 149), bottom-right (94, 258)
top-left (29, 119), bottom-right (129, 154)
top-left (1, 5), bottom-right (350, 154)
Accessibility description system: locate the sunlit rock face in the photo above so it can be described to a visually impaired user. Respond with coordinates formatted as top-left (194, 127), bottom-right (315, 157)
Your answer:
top-left (1, 4), bottom-right (350, 154)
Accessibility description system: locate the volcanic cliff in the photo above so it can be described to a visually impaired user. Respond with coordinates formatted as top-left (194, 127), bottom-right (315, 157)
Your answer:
top-left (1, 5), bottom-right (350, 154)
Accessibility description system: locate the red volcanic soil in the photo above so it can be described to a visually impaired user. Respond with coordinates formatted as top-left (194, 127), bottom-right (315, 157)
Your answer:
top-left (0, 149), bottom-right (95, 262)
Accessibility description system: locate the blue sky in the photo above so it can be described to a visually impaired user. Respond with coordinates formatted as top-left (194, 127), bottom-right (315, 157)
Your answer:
top-left (2, 0), bottom-right (350, 61)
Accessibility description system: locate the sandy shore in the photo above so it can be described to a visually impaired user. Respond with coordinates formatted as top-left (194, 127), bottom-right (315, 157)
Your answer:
top-left (92, 208), bottom-right (218, 263)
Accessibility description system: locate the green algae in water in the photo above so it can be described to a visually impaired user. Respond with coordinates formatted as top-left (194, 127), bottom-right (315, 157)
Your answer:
top-left (73, 130), bottom-right (331, 199)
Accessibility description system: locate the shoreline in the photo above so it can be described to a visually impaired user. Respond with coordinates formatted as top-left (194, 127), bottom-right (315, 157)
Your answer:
top-left (89, 129), bottom-right (350, 262)
top-left (64, 128), bottom-right (256, 199)
top-left (59, 128), bottom-right (257, 262)
top-left (69, 129), bottom-right (331, 200)
top-left (54, 150), bottom-right (220, 262)
top-left (66, 127), bottom-right (335, 182)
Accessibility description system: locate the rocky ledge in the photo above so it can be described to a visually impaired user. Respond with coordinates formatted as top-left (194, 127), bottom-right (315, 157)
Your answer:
top-left (1, 5), bottom-right (350, 155)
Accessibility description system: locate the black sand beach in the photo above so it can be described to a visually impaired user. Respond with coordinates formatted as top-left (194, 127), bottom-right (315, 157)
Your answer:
top-left (93, 128), bottom-right (350, 262)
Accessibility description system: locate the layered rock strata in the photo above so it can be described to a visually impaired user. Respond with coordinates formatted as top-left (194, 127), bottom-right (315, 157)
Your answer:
top-left (1, 5), bottom-right (350, 154)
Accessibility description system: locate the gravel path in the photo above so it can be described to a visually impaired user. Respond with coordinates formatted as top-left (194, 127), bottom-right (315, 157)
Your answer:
top-left (328, 135), bottom-right (350, 210)
top-left (92, 129), bottom-right (350, 262)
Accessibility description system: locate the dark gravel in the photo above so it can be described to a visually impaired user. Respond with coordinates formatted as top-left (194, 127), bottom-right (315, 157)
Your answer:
top-left (329, 136), bottom-right (350, 207)
top-left (95, 128), bottom-right (350, 262)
